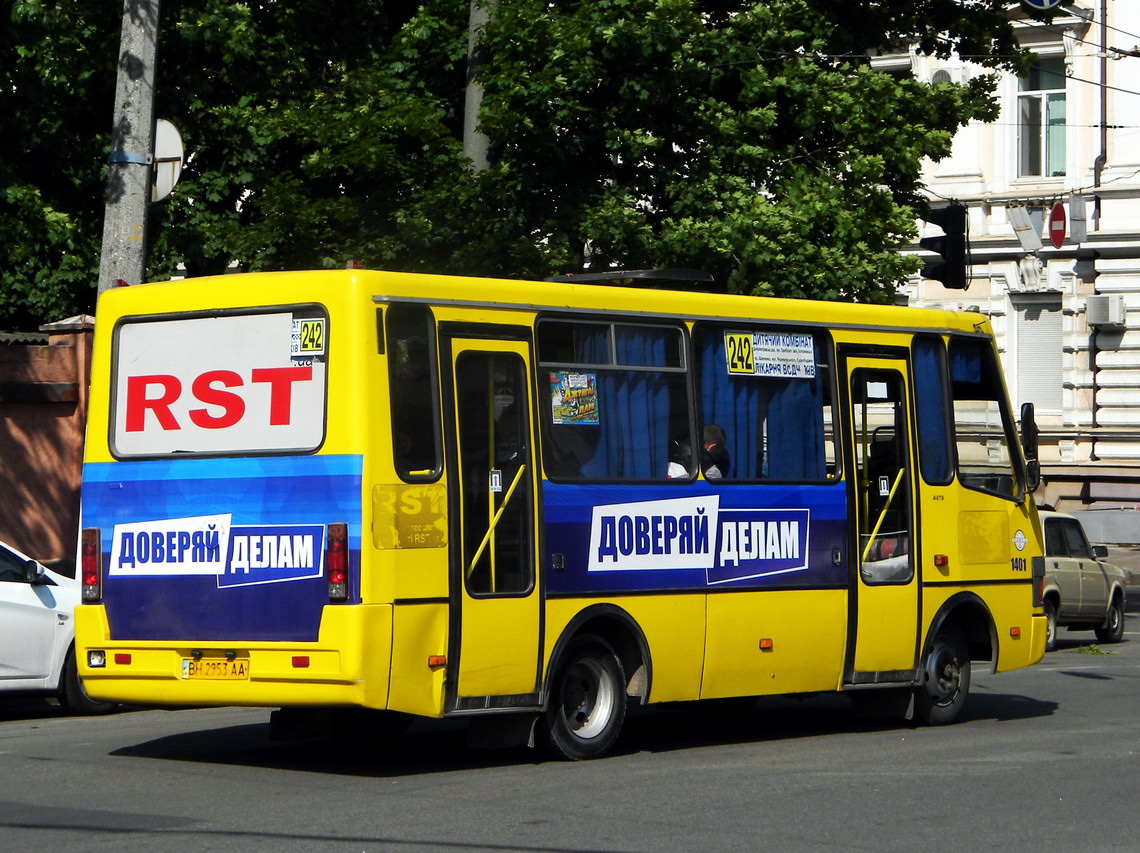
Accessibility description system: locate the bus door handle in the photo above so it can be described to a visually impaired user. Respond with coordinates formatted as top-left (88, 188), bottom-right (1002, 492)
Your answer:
top-left (466, 464), bottom-right (527, 577)
top-left (861, 468), bottom-right (906, 563)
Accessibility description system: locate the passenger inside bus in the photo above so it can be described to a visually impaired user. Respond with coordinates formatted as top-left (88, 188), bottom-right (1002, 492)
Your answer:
top-left (701, 424), bottom-right (730, 479)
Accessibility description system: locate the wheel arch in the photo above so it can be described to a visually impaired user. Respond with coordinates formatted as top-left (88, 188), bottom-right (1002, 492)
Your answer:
top-left (925, 592), bottom-right (998, 673)
top-left (1109, 583), bottom-right (1127, 611)
top-left (544, 604), bottom-right (651, 707)
top-left (1041, 581), bottom-right (1061, 606)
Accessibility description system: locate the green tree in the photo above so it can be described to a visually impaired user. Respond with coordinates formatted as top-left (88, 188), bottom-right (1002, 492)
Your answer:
top-left (1, 0), bottom-right (118, 330)
top-left (1, 0), bottom-right (1036, 329)
top-left (469, 0), bottom-right (1029, 299)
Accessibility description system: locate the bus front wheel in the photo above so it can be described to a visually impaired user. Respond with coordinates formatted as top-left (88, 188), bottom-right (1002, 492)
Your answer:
top-left (539, 635), bottom-right (627, 760)
top-left (914, 624), bottom-right (970, 725)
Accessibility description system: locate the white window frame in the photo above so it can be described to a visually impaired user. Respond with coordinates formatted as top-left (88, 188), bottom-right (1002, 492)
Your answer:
top-left (1016, 54), bottom-right (1067, 179)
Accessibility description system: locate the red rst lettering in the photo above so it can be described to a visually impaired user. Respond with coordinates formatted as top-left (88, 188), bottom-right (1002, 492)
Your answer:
top-left (125, 375), bottom-right (182, 432)
top-left (250, 366), bottom-right (312, 426)
top-left (188, 370), bottom-right (246, 429)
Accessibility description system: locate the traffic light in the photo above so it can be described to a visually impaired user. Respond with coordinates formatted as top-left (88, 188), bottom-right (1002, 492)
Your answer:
top-left (919, 203), bottom-right (968, 290)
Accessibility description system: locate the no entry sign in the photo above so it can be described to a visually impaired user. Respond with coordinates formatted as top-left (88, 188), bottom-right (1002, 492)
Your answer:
top-left (1049, 203), bottom-right (1066, 249)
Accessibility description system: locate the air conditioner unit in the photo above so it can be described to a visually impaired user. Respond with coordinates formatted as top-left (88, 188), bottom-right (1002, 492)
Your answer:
top-left (1086, 293), bottom-right (1125, 327)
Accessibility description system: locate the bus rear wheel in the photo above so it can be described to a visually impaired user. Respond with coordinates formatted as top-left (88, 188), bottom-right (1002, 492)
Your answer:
top-left (914, 624), bottom-right (970, 725)
top-left (539, 635), bottom-right (627, 761)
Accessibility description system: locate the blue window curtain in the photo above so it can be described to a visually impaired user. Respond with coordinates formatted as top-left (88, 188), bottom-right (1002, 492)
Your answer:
top-left (766, 378), bottom-right (827, 480)
top-left (698, 329), bottom-right (826, 480)
top-left (913, 338), bottom-right (952, 483)
top-left (559, 325), bottom-right (675, 479)
top-left (950, 339), bottom-right (984, 384)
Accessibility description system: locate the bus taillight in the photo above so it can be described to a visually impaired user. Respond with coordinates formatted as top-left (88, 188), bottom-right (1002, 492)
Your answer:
top-left (81, 528), bottom-right (102, 602)
top-left (326, 522), bottom-right (348, 601)
top-left (1031, 555), bottom-right (1045, 607)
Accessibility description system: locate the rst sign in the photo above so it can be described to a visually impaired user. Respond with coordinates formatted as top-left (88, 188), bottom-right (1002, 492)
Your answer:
top-left (112, 311), bottom-right (327, 456)
top-left (1021, 0), bottom-right (1065, 10)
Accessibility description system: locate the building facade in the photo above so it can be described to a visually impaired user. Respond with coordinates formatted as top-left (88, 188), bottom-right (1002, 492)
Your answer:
top-left (882, 1), bottom-right (1140, 540)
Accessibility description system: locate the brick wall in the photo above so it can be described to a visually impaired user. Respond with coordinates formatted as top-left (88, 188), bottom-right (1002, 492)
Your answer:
top-left (0, 316), bottom-right (93, 570)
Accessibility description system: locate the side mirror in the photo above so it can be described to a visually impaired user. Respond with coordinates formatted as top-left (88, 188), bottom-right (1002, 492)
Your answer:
top-left (1020, 402), bottom-right (1038, 460)
top-left (23, 559), bottom-right (45, 584)
top-left (1024, 459), bottom-right (1041, 495)
top-left (1092, 544), bottom-right (1109, 559)
top-left (1020, 402), bottom-right (1041, 494)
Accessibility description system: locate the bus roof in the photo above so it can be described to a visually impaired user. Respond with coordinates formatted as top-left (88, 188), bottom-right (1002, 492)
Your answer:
top-left (97, 268), bottom-right (992, 338)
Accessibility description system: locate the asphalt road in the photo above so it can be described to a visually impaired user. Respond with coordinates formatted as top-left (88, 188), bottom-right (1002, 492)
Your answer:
top-left (2, 610), bottom-right (1138, 853)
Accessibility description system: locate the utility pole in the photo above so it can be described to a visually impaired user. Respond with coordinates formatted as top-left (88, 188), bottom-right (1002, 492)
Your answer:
top-left (463, 0), bottom-right (494, 172)
top-left (97, 0), bottom-right (161, 295)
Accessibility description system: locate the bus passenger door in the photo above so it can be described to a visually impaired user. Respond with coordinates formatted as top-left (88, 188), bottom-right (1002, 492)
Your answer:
top-left (844, 358), bottom-right (920, 683)
top-left (443, 335), bottom-right (542, 708)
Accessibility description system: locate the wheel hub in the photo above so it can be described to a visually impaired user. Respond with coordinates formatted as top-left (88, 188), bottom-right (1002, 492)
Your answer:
top-left (924, 641), bottom-right (961, 706)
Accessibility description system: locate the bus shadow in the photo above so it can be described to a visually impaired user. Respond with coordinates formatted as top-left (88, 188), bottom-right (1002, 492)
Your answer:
top-left (111, 716), bottom-right (534, 777)
top-left (620, 690), bottom-right (1056, 756)
top-left (110, 689), bottom-right (1057, 777)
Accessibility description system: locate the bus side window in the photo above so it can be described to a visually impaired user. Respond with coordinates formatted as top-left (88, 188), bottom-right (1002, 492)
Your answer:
top-left (912, 336), bottom-right (953, 485)
top-left (537, 320), bottom-right (691, 480)
top-left (694, 324), bottom-right (835, 482)
top-left (385, 304), bottom-right (442, 481)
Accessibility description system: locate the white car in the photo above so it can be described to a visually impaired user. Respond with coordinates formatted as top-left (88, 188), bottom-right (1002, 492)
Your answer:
top-left (0, 539), bottom-right (114, 713)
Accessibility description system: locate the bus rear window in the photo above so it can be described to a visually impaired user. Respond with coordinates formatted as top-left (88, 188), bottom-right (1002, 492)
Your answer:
top-left (110, 309), bottom-right (328, 458)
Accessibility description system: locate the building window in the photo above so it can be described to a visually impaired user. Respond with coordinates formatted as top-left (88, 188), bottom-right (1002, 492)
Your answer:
top-left (1018, 56), bottom-right (1066, 178)
top-left (1014, 295), bottom-right (1063, 414)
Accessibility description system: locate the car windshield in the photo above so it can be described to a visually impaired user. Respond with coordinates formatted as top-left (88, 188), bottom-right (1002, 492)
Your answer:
top-left (0, 546), bottom-right (28, 582)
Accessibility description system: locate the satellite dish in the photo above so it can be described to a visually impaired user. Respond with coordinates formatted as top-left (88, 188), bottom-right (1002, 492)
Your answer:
top-left (152, 119), bottom-right (184, 202)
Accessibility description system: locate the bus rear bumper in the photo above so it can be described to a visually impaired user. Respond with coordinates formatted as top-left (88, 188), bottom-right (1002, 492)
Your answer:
top-left (74, 603), bottom-right (393, 709)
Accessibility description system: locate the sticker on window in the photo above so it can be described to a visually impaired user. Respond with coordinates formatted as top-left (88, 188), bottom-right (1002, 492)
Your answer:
top-left (291, 318), bottom-right (326, 357)
top-left (725, 331), bottom-right (815, 379)
top-left (550, 371), bottom-right (599, 425)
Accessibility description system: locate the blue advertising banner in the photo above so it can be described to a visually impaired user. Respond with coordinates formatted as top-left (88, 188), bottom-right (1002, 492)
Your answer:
top-left (82, 455), bottom-right (362, 642)
top-left (543, 480), bottom-right (848, 595)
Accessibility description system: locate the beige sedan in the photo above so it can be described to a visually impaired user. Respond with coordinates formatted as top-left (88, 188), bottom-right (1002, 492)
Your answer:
top-left (1040, 511), bottom-right (1129, 652)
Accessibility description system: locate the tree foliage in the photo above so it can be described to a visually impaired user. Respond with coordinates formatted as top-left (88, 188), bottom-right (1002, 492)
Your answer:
top-left (1, 0), bottom-right (1035, 328)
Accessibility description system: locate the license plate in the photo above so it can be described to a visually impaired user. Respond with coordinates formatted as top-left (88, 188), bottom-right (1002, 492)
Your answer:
top-left (181, 658), bottom-right (249, 680)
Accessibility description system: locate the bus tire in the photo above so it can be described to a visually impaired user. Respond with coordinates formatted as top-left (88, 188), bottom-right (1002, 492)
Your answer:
top-left (539, 635), bottom-right (627, 761)
top-left (914, 623), bottom-right (970, 726)
top-left (1094, 596), bottom-right (1125, 644)
top-left (60, 647), bottom-right (116, 716)
top-left (1044, 599), bottom-right (1058, 652)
